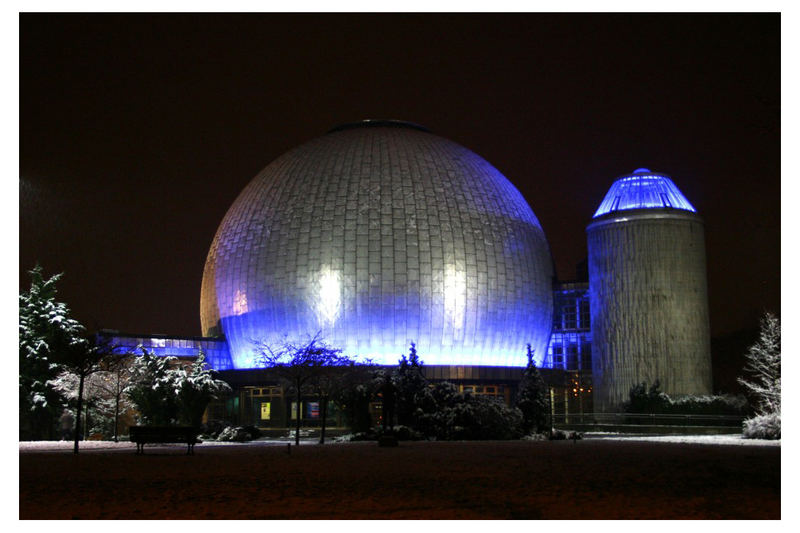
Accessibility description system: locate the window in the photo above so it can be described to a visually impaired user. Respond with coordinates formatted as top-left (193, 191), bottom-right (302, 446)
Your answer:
top-left (563, 302), bottom-right (577, 329)
top-left (579, 300), bottom-right (590, 329)
top-left (553, 346), bottom-right (564, 367)
top-left (581, 343), bottom-right (593, 371)
top-left (567, 344), bottom-right (579, 370)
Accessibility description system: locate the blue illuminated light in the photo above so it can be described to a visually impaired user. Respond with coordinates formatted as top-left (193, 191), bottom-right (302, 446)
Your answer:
top-left (593, 170), bottom-right (697, 218)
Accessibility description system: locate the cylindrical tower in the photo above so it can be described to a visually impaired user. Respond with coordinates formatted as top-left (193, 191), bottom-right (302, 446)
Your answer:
top-left (587, 169), bottom-right (712, 411)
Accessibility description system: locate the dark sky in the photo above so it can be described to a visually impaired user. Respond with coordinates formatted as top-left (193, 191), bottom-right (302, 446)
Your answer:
top-left (19, 13), bottom-right (780, 339)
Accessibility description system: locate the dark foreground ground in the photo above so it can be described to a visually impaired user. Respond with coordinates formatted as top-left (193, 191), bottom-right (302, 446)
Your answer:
top-left (19, 439), bottom-right (780, 519)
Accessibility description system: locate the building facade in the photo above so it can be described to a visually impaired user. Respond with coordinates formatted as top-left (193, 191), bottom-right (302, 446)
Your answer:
top-left (101, 125), bottom-right (712, 426)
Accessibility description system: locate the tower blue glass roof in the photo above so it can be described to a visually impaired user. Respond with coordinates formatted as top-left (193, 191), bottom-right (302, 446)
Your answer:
top-left (593, 169), bottom-right (697, 218)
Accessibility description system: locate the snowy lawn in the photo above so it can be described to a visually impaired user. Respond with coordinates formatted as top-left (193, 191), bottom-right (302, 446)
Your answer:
top-left (20, 438), bottom-right (779, 519)
top-left (19, 438), bottom-right (321, 452)
top-left (584, 433), bottom-right (781, 446)
top-left (20, 432), bottom-right (780, 453)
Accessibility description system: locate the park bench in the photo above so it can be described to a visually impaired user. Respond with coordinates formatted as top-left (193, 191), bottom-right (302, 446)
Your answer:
top-left (129, 426), bottom-right (201, 455)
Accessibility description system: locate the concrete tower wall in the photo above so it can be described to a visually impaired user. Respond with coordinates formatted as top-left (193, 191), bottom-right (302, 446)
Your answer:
top-left (587, 210), bottom-right (712, 411)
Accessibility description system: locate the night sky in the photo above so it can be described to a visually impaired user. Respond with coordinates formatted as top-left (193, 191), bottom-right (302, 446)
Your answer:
top-left (19, 13), bottom-right (780, 340)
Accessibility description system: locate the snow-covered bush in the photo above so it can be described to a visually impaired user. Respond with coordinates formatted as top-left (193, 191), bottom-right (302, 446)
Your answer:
top-left (667, 394), bottom-right (750, 416)
top-left (414, 382), bottom-right (524, 440)
top-left (625, 380), bottom-right (671, 413)
top-left (625, 381), bottom-right (750, 418)
top-left (390, 425), bottom-right (422, 441)
top-left (345, 432), bottom-right (378, 442)
top-left (217, 426), bottom-right (255, 442)
top-left (742, 412), bottom-right (781, 440)
top-left (456, 395), bottom-right (524, 440)
top-left (522, 432), bottom-right (549, 441)
top-left (200, 419), bottom-right (228, 439)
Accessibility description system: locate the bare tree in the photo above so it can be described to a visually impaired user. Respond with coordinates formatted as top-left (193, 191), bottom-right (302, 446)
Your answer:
top-left (94, 353), bottom-right (135, 441)
top-left (738, 312), bottom-right (781, 415)
top-left (51, 336), bottom-right (115, 453)
top-left (311, 359), bottom-right (373, 444)
top-left (255, 334), bottom-right (347, 445)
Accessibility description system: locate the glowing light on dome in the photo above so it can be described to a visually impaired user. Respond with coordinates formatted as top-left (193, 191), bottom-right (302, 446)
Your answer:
top-left (315, 267), bottom-right (342, 326)
top-left (444, 265), bottom-right (467, 331)
top-left (232, 290), bottom-right (248, 316)
top-left (593, 171), bottom-right (697, 217)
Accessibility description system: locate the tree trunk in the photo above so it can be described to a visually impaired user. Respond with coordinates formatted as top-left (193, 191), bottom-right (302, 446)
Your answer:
top-left (84, 401), bottom-right (90, 441)
top-left (113, 392), bottom-right (120, 443)
top-left (74, 374), bottom-right (84, 454)
top-left (295, 381), bottom-right (302, 446)
top-left (319, 396), bottom-right (328, 445)
top-left (382, 390), bottom-right (388, 433)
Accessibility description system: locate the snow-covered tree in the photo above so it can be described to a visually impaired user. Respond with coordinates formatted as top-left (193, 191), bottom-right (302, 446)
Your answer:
top-left (174, 352), bottom-right (231, 426)
top-left (51, 335), bottom-right (115, 453)
top-left (125, 348), bottom-right (180, 425)
top-left (514, 344), bottom-right (550, 434)
top-left (738, 312), bottom-right (781, 415)
top-left (49, 351), bottom-right (138, 442)
top-left (739, 312), bottom-right (781, 440)
top-left (393, 343), bottom-right (428, 427)
top-left (93, 353), bottom-right (136, 441)
top-left (19, 265), bottom-right (86, 440)
top-left (48, 369), bottom-right (104, 436)
top-left (125, 348), bottom-right (230, 428)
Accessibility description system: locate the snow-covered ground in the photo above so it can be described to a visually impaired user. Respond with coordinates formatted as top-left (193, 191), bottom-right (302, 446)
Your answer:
top-left (19, 438), bottom-right (320, 452)
top-left (585, 432), bottom-right (781, 446)
top-left (20, 438), bottom-right (780, 519)
top-left (20, 432), bottom-right (780, 452)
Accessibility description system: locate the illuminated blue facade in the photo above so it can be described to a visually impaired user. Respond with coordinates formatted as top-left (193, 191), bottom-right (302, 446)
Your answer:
top-left (545, 282), bottom-right (592, 371)
top-left (102, 159), bottom-right (709, 417)
top-left (593, 168), bottom-right (696, 218)
top-left (101, 281), bottom-right (585, 374)
top-left (101, 332), bottom-right (234, 370)
top-left (200, 121), bottom-right (554, 369)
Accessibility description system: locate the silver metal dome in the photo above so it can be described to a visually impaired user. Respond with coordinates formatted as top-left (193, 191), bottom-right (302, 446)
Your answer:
top-left (201, 122), bottom-right (554, 369)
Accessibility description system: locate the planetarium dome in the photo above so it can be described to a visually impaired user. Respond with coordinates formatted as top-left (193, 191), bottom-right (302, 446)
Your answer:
top-left (201, 120), bottom-right (554, 369)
